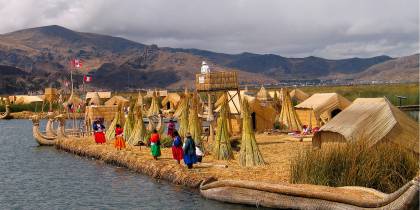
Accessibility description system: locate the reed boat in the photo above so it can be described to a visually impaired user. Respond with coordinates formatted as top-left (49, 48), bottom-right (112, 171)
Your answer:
top-left (45, 113), bottom-right (57, 137)
top-left (31, 114), bottom-right (57, 146)
top-left (0, 105), bottom-right (11, 119)
top-left (200, 177), bottom-right (419, 209)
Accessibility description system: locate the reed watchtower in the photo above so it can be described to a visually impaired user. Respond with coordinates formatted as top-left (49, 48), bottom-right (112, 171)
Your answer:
top-left (195, 64), bottom-right (242, 140)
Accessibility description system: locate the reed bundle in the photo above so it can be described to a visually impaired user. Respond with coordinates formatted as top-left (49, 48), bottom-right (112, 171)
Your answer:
top-left (213, 93), bottom-right (233, 160)
top-left (123, 103), bottom-right (135, 139)
top-left (105, 105), bottom-right (122, 141)
top-left (278, 88), bottom-right (302, 131)
top-left (174, 94), bottom-right (189, 138)
top-left (188, 92), bottom-right (202, 145)
top-left (239, 98), bottom-right (265, 167)
top-left (147, 91), bottom-right (160, 117)
top-left (127, 105), bottom-right (146, 145)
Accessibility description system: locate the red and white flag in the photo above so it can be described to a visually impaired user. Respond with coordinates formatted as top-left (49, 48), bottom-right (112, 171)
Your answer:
top-left (84, 75), bottom-right (92, 83)
top-left (71, 59), bottom-right (83, 68)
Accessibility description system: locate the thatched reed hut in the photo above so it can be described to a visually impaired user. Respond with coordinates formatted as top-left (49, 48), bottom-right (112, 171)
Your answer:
top-left (295, 93), bottom-right (351, 128)
top-left (256, 85), bottom-right (271, 102)
top-left (313, 98), bottom-right (419, 154)
top-left (105, 96), bottom-right (129, 106)
top-left (86, 91), bottom-right (111, 105)
top-left (290, 88), bottom-right (309, 103)
top-left (249, 99), bottom-right (277, 132)
top-left (161, 93), bottom-right (181, 111)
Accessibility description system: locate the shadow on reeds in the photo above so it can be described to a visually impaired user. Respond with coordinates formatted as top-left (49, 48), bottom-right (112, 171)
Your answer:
top-left (290, 140), bottom-right (419, 193)
top-left (257, 141), bottom-right (286, 145)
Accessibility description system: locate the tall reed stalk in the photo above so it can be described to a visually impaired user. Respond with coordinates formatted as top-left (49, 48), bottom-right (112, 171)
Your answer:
top-left (290, 141), bottom-right (418, 193)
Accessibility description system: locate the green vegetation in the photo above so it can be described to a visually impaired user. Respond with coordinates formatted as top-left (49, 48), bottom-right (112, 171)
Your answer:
top-left (290, 141), bottom-right (418, 193)
top-left (300, 83), bottom-right (419, 106)
top-left (0, 102), bottom-right (55, 112)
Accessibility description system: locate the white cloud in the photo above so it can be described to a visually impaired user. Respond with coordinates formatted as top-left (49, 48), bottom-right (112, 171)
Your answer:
top-left (0, 0), bottom-right (417, 58)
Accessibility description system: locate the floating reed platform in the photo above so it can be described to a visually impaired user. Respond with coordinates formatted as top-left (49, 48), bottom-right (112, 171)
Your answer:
top-left (55, 137), bottom-right (209, 188)
top-left (52, 135), bottom-right (419, 209)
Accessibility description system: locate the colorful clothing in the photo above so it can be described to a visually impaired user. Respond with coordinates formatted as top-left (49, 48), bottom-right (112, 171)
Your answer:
top-left (183, 137), bottom-right (197, 167)
top-left (93, 123), bottom-right (106, 144)
top-left (149, 133), bottom-right (161, 157)
top-left (167, 121), bottom-right (175, 137)
top-left (114, 127), bottom-right (126, 149)
top-left (171, 136), bottom-right (183, 161)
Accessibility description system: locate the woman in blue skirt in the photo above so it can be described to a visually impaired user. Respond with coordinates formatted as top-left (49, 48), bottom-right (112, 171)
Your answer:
top-left (183, 132), bottom-right (197, 169)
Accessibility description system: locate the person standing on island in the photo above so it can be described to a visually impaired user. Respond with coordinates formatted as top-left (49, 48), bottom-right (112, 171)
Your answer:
top-left (114, 124), bottom-right (126, 150)
top-left (183, 132), bottom-right (197, 169)
top-left (93, 119), bottom-right (106, 144)
top-left (167, 119), bottom-right (175, 137)
top-left (149, 129), bottom-right (161, 160)
top-left (171, 130), bottom-right (183, 164)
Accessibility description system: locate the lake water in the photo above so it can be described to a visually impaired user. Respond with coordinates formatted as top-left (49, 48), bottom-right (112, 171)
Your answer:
top-left (0, 120), bottom-right (262, 210)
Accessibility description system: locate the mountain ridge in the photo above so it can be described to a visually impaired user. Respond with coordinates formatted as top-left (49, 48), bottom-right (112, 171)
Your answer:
top-left (0, 25), bottom-right (416, 94)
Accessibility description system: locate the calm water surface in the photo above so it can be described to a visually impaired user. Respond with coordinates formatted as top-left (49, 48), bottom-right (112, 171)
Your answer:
top-left (0, 120), bottom-right (263, 209)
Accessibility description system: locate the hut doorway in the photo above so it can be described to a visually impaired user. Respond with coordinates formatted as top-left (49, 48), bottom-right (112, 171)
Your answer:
top-left (331, 109), bottom-right (342, 118)
top-left (251, 112), bottom-right (256, 130)
top-left (166, 102), bottom-right (171, 110)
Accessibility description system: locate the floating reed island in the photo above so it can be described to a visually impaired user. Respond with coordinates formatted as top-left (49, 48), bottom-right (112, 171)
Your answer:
top-left (53, 134), bottom-right (419, 209)
top-left (29, 69), bottom-right (420, 209)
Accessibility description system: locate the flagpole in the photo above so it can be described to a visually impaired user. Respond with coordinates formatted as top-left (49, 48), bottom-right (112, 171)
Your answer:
top-left (71, 66), bottom-right (74, 96)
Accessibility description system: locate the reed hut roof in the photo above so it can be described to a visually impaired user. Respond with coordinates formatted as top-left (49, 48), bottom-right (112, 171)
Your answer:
top-left (105, 96), bottom-right (129, 106)
top-left (214, 91), bottom-right (244, 115)
top-left (290, 89), bottom-right (310, 102)
top-left (86, 92), bottom-right (111, 99)
top-left (88, 92), bottom-right (101, 105)
top-left (13, 95), bottom-right (44, 104)
top-left (313, 98), bottom-right (419, 154)
top-left (161, 93), bottom-right (181, 107)
top-left (256, 86), bottom-right (271, 101)
top-left (67, 93), bottom-right (83, 105)
top-left (268, 90), bottom-right (281, 98)
top-left (278, 89), bottom-right (302, 131)
top-left (295, 93), bottom-right (351, 117)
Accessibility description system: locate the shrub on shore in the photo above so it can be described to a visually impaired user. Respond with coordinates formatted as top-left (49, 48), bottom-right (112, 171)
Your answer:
top-left (290, 141), bottom-right (418, 193)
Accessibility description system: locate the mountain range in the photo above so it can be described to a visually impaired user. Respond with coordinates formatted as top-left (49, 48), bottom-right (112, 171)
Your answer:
top-left (0, 25), bottom-right (417, 94)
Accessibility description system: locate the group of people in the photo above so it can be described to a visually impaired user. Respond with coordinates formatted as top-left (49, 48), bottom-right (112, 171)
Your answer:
top-left (169, 130), bottom-right (202, 169)
top-left (91, 118), bottom-right (204, 169)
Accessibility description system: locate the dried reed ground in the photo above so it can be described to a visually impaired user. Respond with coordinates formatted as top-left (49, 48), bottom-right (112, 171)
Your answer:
top-left (57, 134), bottom-right (311, 186)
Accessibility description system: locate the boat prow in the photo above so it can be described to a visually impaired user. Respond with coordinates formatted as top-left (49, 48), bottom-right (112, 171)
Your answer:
top-left (31, 114), bottom-right (57, 146)
top-left (0, 105), bottom-right (11, 119)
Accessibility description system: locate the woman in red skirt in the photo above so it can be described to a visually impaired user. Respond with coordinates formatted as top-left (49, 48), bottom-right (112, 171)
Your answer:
top-left (93, 119), bottom-right (106, 144)
top-left (171, 130), bottom-right (183, 164)
top-left (114, 124), bottom-right (126, 150)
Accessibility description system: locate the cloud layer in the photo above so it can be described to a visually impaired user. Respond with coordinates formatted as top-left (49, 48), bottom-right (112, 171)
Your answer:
top-left (0, 0), bottom-right (418, 58)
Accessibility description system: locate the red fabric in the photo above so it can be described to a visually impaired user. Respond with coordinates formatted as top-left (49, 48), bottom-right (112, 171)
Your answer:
top-left (172, 146), bottom-right (183, 161)
top-left (114, 136), bottom-right (126, 149)
top-left (167, 122), bottom-right (175, 137)
top-left (115, 127), bottom-right (123, 136)
top-left (150, 133), bottom-right (160, 143)
top-left (94, 132), bottom-right (106, 144)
